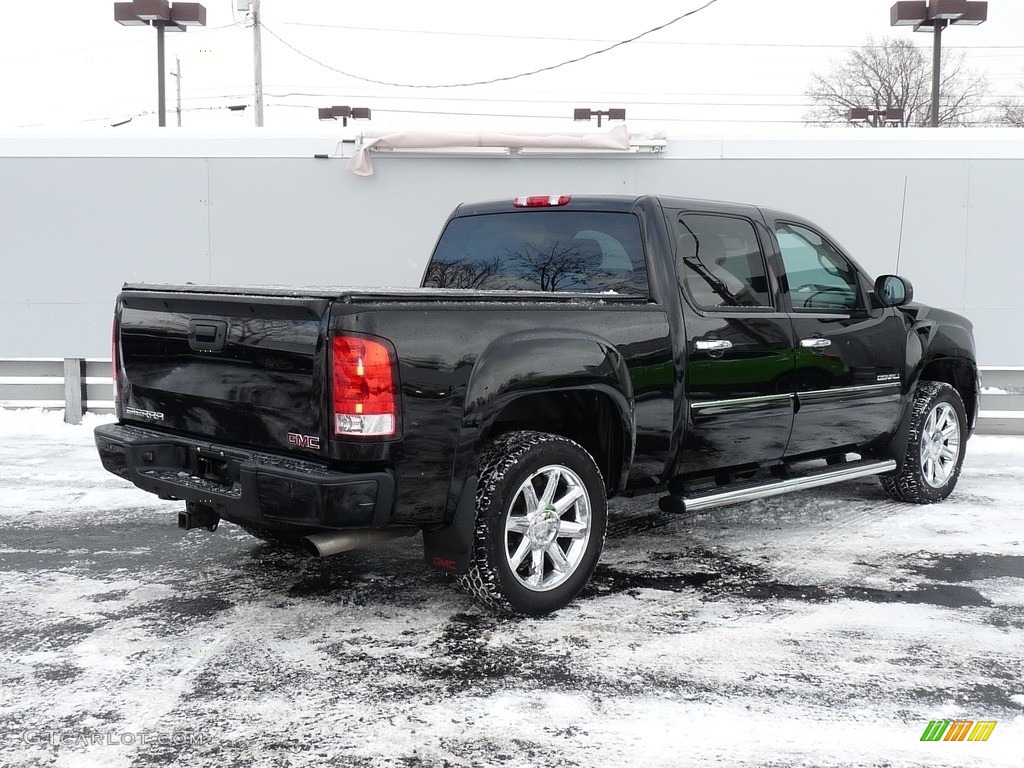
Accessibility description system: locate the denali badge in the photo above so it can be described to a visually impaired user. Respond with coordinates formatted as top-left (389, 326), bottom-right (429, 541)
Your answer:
top-left (287, 432), bottom-right (321, 450)
top-left (125, 406), bottom-right (165, 421)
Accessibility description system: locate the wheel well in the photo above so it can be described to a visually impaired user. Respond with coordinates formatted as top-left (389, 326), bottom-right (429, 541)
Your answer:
top-left (486, 390), bottom-right (626, 493)
top-left (918, 357), bottom-right (979, 427)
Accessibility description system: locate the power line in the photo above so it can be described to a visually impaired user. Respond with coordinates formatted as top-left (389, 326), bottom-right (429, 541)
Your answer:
top-left (268, 102), bottom-right (812, 124)
top-left (179, 86), bottom-right (1023, 108)
top-left (263, 17), bottom-right (1024, 52)
top-left (14, 98), bottom-right (1021, 130)
top-left (168, 86), bottom-right (1024, 114)
top-left (258, 0), bottom-right (722, 89)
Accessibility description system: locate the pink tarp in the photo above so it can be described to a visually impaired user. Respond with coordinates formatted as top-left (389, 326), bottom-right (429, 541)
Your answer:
top-left (346, 124), bottom-right (631, 175)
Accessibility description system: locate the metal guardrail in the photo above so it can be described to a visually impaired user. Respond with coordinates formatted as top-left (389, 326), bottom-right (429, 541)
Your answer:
top-left (0, 359), bottom-right (114, 424)
top-left (976, 366), bottom-right (1024, 435)
top-left (1, 359), bottom-right (1023, 434)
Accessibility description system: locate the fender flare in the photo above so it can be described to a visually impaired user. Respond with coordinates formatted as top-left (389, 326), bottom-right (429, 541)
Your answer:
top-left (422, 329), bottom-right (634, 573)
top-left (884, 318), bottom-right (979, 466)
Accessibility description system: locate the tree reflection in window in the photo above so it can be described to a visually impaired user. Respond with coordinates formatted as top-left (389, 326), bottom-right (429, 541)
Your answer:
top-left (425, 211), bottom-right (649, 296)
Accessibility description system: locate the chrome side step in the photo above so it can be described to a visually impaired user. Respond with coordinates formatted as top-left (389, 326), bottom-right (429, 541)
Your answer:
top-left (658, 459), bottom-right (897, 515)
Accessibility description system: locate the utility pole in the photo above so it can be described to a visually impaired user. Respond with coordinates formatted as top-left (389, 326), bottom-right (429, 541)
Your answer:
top-left (171, 55), bottom-right (182, 127)
top-left (252, 0), bottom-right (265, 127)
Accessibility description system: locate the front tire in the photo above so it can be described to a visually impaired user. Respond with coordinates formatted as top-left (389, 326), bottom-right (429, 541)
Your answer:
top-left (457, 431), bottom-right (607, 615)
top-left (880, 381), bottom-right (967, 504)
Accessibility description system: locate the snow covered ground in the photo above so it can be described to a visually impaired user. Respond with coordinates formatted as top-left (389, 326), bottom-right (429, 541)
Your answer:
top-left (0, 408), bottom-right (1022, 768)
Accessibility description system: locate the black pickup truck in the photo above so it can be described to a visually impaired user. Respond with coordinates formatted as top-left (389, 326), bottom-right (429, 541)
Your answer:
top-left (95, 194), bottom-right (979, 614)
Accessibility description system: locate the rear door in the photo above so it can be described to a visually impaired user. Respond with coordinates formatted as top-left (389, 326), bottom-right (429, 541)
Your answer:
top-left (118, 289), bottom-right (331, 456)
top-left (768, 218), bottom-right (906, 457)
top-left (672, 204), bottom-right (796, 474)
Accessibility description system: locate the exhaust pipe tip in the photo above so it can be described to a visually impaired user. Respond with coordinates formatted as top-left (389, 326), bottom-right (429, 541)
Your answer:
top-left (302, 528), bottom-right (418, 558)
top-left (301, 536), bottom-right (328, 558)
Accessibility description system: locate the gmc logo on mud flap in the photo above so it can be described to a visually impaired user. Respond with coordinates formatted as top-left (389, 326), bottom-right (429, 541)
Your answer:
top-left (287, 433), bottom-right (321, 450)
top-left (432, 556), bottom-right (457, 571)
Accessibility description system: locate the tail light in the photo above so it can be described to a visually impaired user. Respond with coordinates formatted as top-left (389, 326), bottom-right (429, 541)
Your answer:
top-left (331, 335), bottom-right (399, 438)
top-left (111, 314), bottom-right (122, 419)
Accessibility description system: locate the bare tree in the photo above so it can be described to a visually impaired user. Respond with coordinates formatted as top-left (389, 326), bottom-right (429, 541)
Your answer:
top-left (507, 241), bottom-right (602, 292)
top-left (804, 36), bottom-right (989, 127)
top-left (991, 93), bottom-right (1024, 127)
top-left (423, 254), bottom-right (504, 289)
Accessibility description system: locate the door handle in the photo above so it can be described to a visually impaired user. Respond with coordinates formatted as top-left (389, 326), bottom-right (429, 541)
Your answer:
top-left (188, 319), bottom-right (228, 352)
top-left (695, 339), bottom-right (733, 352)
top-left (800, 337), bottom-right (832, 349)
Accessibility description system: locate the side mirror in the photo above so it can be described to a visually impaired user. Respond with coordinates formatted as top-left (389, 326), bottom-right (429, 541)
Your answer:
top-left (873, 275), bottom-right (913, 308)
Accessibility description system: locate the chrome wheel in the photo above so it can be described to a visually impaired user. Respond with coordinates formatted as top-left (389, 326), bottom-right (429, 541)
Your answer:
top-left (503, 464), bottom-right (592, 592)
top-left (880, 381), bottom-right (967, 505)
top-left (919, 402), bottom-right (961, 488)
top-left (458, 431), bottom-right (607, 615)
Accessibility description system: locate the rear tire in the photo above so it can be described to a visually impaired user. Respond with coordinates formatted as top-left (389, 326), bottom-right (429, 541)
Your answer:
top-left (880, 381), bottom-right (966, 504)
top-left (457, 431), bottom-right (607, 615)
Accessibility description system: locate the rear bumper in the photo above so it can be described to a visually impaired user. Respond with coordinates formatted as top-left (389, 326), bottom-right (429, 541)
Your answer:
top-left (94, 423), bottom-right (395, 530)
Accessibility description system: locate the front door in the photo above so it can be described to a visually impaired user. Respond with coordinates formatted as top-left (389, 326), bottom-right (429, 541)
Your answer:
top-left (771, 219), bottom-right (906, 457)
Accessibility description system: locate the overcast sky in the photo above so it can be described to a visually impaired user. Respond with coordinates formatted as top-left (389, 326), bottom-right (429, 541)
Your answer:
top-left (2, 0), bottom-right (1022, 135)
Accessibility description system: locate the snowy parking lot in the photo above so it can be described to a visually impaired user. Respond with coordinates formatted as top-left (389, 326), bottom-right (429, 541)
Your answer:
top-left (1, 409), bottom-right (1022, 768)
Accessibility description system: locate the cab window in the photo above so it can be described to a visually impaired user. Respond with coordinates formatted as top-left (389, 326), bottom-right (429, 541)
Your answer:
top-left (426, 211), bottom-right (649, 296)
top-left (676, 214), bottom-right (773, 310)
top-left (775, 222), bottom-right (862, 312)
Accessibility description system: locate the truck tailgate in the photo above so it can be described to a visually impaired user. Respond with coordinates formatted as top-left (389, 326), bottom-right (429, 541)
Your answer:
top-left (117, 288), bottom-right (331, 456)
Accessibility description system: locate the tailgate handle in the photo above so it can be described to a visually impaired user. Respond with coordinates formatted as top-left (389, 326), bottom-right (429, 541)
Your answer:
top-left (188, 319), bottom-right (228, 352)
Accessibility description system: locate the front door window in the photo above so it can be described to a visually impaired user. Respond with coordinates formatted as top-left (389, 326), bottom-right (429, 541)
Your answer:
top-left (776, 222), bottom-right (862, 312)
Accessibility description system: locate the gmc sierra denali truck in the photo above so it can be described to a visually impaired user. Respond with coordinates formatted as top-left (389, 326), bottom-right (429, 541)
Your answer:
top-left (95, 194), bottom-right (979, 615)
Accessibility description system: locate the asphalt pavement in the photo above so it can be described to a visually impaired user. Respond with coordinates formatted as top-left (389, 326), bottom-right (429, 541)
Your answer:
top-left (1, 412), bottom-right (1022, 767)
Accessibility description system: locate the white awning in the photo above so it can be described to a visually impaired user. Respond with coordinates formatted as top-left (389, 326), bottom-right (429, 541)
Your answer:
top-left (347, 124), bottom-right (633, 175)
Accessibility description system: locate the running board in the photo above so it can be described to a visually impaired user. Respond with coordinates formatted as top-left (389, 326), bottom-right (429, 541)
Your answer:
top-left (658, 459), bottom-right (897, 515)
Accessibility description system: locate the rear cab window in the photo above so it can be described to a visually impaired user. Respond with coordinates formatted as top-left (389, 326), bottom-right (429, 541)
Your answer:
top-left (675, 213), bottom-right (774, 311)
top-left (425, 211), bottom-right (650, 296)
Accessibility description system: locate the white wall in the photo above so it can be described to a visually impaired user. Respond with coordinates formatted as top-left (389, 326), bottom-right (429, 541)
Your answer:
top-left (2, 131), bottom-right (1022, 363)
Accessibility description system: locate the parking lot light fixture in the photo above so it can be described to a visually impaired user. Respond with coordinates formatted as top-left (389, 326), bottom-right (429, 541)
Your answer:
top-left (890, 1), bottom-right (988, 127)
top-left (317, 106), bottom-right (372, 127)
top-left (847, 107), bottom-right (906, 127)
top-left (573, 108), bottom-right (626, 128)
top-left (113, 1), bottom-right (207, 127)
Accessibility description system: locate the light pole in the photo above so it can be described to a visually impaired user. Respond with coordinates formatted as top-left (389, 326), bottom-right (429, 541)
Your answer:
top-left (890, 1), bottom-right (988, 127)
top-left (114, 1), bottom-right (207, 127)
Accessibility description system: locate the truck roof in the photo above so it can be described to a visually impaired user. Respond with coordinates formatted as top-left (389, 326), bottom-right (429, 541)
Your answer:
top-left (450, 193), bottom-right (778, 218)
top-left (452, 195), bottom-right (646, 216)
